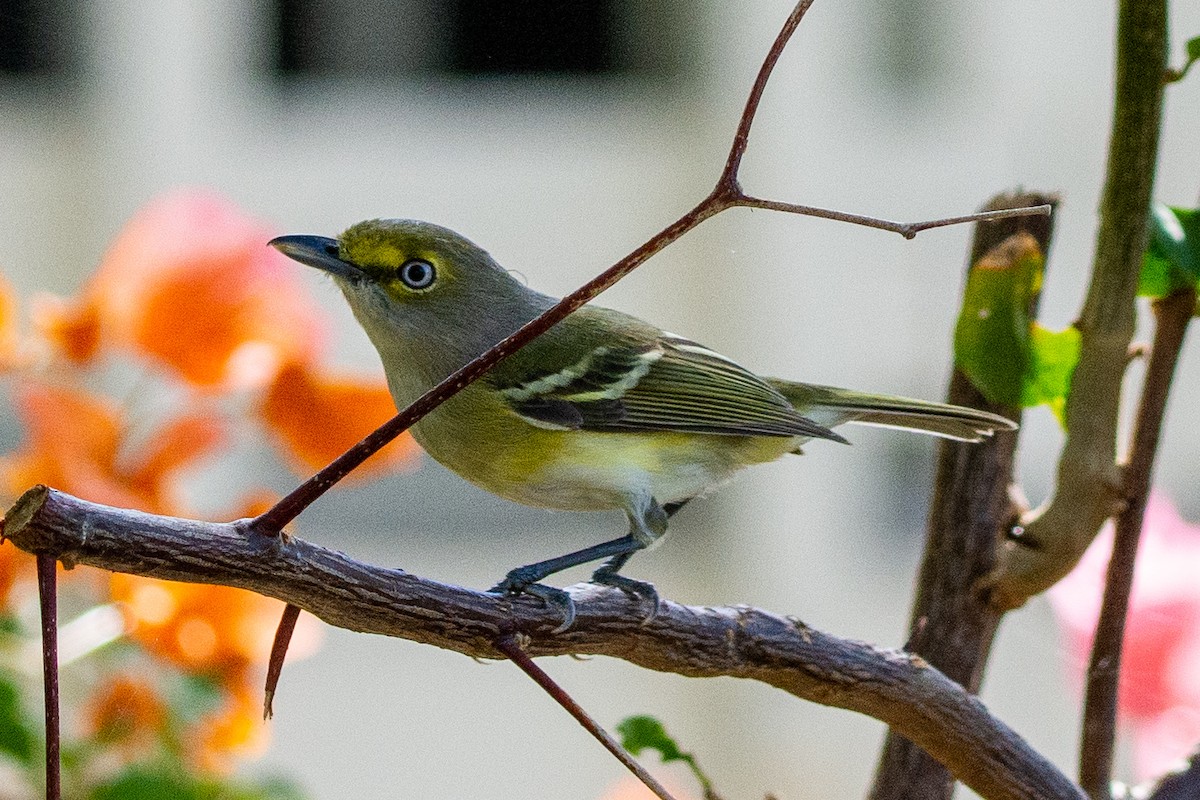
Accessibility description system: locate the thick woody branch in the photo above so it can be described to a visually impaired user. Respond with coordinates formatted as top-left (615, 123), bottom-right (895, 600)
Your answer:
top-left (990, 0), bottom-right (1168, 610)
top-left (1145, 748), bottom-right (1200, 800)
top-left (3, 486), bottom-right (1084, 800)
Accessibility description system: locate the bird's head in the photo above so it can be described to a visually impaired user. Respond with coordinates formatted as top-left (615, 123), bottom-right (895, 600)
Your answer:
top-left (270, 219), bottom-right (552, 386)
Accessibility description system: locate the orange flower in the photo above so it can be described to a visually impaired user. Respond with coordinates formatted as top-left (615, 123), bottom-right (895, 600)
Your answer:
top-left (188, 686), bottom-right (270, 775)
top-left (31, 292), bottom-right (102, 365)
top-left (0, 271), bottom-right (21, 369)
top-left (110, 576), bottom-right (275, 679)
top-left (3, 385), bottom-right (141, 510)
top-left (84, 674), bottom-right (169, 758)
top-left (598, 776), bottom-right (696, 800)
top-left (0, 539), bottom-right (33, 610)
top-left (110, 571), bottom-right (322, 773)
top-left (260, 359), bottom-right (421, 480)
top-left (61, 190), bottom-right (327, 388)
top-left (1, 384), bottom-right (225, 515)
top-left (110, 574), bottom-right (320, 685)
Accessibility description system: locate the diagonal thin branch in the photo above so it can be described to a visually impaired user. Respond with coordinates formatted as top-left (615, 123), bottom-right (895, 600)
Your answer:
top-left (5, 486), bottom-right (1085, 800)
top-left (718, 0), bottom-right (815, 184)
top-left (250, 1), bottom-right (822, 535)
top-left (495, 635), bottom-right (678, 800)
top-left (251, 0), bottom-right (1048, 536)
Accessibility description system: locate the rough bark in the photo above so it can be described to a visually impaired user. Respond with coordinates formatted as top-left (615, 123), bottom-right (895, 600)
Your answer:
top-left (3, 485), bottom-right (1085, 800)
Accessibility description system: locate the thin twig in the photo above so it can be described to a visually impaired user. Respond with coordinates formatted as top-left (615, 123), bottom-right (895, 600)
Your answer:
top-left (37, 553), bottom-right (61, 800)
top-left (869, 192), bottom-right (1059, 800)
top-left (737, 196), bottom-right (1051, 239)
top-left (251, 0), bottom-right (1047, 536)
top-left (250, 0), bottom-right (824, 534)
top-left (494, 635), bottom-right (679, 800)
top-left (263, 602), bottom-right (301, 719)
top-left (718, 0), bottom-right (815, 185)
top-left (1079, 287), bottom-right (1196, 800)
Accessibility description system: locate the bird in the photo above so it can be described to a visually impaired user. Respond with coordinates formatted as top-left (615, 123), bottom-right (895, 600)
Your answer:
top-left (270, 219), bottom-right (1016, 629)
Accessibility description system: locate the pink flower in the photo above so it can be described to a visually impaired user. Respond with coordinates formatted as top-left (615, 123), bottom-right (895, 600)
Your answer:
top-left (1049, 492), bottom-right (1200, 779)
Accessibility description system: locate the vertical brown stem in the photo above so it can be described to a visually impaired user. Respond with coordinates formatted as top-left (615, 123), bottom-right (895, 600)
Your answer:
top-left (1079, 288), bottom-right (1195, 799)
top-left (869, 191), bottom-right (1058, 800)
top-left (37, 553), bottom-right (61, 800)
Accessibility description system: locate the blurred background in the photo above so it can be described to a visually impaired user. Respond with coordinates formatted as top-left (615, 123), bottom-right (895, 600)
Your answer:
top-left (2, 0), bottom-right (1199, 797)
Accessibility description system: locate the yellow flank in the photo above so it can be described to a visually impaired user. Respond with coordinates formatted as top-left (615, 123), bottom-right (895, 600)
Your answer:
top-left (410, 381), bottom-right (797, 512)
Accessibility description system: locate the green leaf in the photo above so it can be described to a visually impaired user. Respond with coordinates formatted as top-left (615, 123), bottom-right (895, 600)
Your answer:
top-left (954, 233), bottom-right (1080, 423)
top-left (618, 715), bottom-right (689, 763)
top-left (171, 672), bottom-right (225, 722)
top-left (954, 233), bottom-right (1043, 406)
top-left (0, 672), bottom-right (36, 764)
top-left (90, 766), bottom-right (203, 800)
top-left (1022, 324), bottom-right (1082, 426)
top-left (90, 766), bottom-right (309, 800)
top-left (617, 715), bottom-right (715, 797)
top-left (1170, 36), bottom-right (1200, 82)
top-left (1140, 249), bottom-right (1180, 298)
top-left (0, 614), bottom-right (21, 636)
top-left (1138, 204), bottom-right (1200, 297)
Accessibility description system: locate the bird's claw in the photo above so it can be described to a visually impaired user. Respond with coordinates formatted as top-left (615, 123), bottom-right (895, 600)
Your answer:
top-left (488, 572), bottom-right (576, 633)
top-left (590, 568), bottom-right (661, 623)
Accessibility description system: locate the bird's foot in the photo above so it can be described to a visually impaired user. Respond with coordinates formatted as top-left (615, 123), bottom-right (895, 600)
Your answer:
top-left (488, 570), bottom-right (576, 633)
top-left (590, 567), bottom-right (661, 623)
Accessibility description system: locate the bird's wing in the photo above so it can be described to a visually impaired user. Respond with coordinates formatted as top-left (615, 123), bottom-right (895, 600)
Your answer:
top-left (497, 330), bottom-right (846, 442)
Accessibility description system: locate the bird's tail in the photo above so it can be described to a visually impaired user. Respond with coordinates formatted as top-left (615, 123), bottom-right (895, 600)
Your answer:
top-left (766, 379), bottom-right (1018, 443)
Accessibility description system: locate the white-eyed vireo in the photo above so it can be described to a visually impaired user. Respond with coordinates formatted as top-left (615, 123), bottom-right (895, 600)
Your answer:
top-left (271, 219), bottom-right (1015, 627)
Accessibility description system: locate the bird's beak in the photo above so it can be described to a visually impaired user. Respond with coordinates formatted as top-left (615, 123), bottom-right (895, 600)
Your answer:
top-left (268, 234), bottom-right (366, 282)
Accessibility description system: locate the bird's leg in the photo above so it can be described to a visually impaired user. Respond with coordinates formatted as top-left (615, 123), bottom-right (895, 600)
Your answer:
top-left (489, 534), bottom-right (644, 632)
top-left (590, 496), bottom-right (677, 622)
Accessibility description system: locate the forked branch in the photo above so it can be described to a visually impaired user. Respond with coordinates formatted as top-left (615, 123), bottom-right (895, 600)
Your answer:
top-left (251, 0), bottom-right (1049, 535)
top-left (989, 0), bottom-right (1169, 610)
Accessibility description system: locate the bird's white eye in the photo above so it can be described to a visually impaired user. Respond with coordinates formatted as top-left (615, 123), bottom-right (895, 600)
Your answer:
top-left (399, 259), bottom-right (436, 290)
